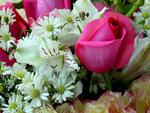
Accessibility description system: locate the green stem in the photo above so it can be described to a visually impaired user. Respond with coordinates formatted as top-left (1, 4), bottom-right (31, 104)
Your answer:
top-left (77, 25), bottom-right (82, 34)
top-left (126, 0), bottom-right (144, 17)
top-left (114, 0), bottom-right (122, 11)
top-left (103, 73), bottom-right (112, 90)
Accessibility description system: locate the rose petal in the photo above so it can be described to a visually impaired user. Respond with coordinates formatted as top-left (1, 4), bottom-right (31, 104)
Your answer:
top-left (75, 40), bottom-right (121, 73)
top-left (23, 0), bottom-right (71, 21)
top-left (79, 18), bottom-right (116, 41)
top-left (115, 30), bottom-right (135, 68)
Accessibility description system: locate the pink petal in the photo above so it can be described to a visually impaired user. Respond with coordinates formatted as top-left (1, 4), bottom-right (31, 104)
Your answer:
top-left (94, 2), bottom-right (107, 11)
top-left (23, 0), bottom-right (37, 20)
top-left (103, 11), bottom-right (134, 32)
top-left (23, 0), bottom-right (71, 21)
top-left (115, 30), bottom-right (135, 68)
top-left (79, 18), bottom-right (116, 42)
top-left (103, 12), bottom-right (135, 68)
top-left (75, 40), bottom-right (121, 73)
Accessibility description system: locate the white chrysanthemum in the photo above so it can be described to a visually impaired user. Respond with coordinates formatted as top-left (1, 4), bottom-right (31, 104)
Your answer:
top-left (11, 63), bottom-right (28, 79)
top-left (32, 15), bottom-right (62, 38)
top-left (15, 102), bottom-right (33, 113)
top-left (0, 7), bottom-right (15, 25)
top-left (22, 75), bottom-right (49, 108)
top-left (16, 72), bottom-right (34, 91)
top-left (59, 9), bottom-right (76, 24)
top-left (52, 68), bottom-right (75, 103)
top-left (2, 94), bottom-right (22, 113)
top-left (0, 24), bottom-right (15, 51)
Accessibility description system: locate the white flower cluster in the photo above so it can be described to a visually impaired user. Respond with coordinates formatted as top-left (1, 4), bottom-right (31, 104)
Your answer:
top-left (133, 3), bottom-right (150, 37)
top-left (0, 0), bottom-right (108, 112)
top-left (0, 7), bottom-right (16, 58)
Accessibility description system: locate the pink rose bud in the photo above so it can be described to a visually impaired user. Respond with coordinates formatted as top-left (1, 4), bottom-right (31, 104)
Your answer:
top-left (23, 0), bottom-right (71, 21)
top-left (75, 11), bottom-right (135, 73)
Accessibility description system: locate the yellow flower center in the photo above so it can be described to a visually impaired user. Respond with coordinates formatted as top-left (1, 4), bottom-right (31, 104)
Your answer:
top-left (2, 34), bottom-right (11, 42)
top-left (14, 71), bottom-right (25, 79)
top-left (46, 24), bottom-right (54, 32)
top-left (31, 88), bottom-right (40, 98)
top-left (142, 12), bottom-right (150, 19)
top-left (8, 102), bottom-right (17, 111)
top-left (66, 16), bottom-right (73, 23)
top-left (57, 85), bottom-right (65, 94)
top-left (3, 16), bottom-right (9, 24)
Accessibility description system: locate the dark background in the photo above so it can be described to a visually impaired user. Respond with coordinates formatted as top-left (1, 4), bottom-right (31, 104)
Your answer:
top-left (72, 0), bottom-right (77, 3)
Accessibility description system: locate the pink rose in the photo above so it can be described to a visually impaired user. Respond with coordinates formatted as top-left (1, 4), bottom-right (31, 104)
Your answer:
top-left (23, 0), bottom-right (71, 21)
top-left (75, 12), bottom-right (135, 73)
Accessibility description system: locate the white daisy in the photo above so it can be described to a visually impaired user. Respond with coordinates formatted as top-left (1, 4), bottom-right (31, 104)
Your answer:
top-left (15, 102), bottom-right (33, 113)
top-left (0, 24), bottom-right (15, 51)
top-left (2, 94), bottom-right (22, 113)
top-left (16, 72), bottom-right (34, 91)
top-left (32, 15), bottom-right (62, 39)
top-left (59, 9), bottom-right (76, 24)
top-left (52, 68), bottom-right (75, 103)
top-left (11, 63), bottom-right (27, 79)
top-left (0, 7), bottom-right (16, 25)
top-left (22, 75), bottom-right (49, 108)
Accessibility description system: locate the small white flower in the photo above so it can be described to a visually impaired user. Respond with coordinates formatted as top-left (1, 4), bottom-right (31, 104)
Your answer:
top-left (133, 4), bottom-right (150, 37)
top-left (15, 102), bottom-right (33, 113)
top-left (59, 9), bottom-right (76, 24)
top-left (0, 7), bottom-right (16, 25)
top-left (11, 63), bottom-right (27, 79)
top-left (52, 68), bottom-right (75, 103)
top-left (0, 24), bottom-right (15, 51)
top-left (22, 75), bottom-right (49, 108)
top-left (16, 72), bottom-right (34, 91)
top-left (0, 62), bottom-right (12, 75)
top-left (32, 15), bottom-right (62, 38)
top-left (2, 94), bottom-right (22, 113)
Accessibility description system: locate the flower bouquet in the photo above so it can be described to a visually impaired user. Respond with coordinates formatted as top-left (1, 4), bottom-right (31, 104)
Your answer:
top-left (0, 0), bottom-right (150, 113)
